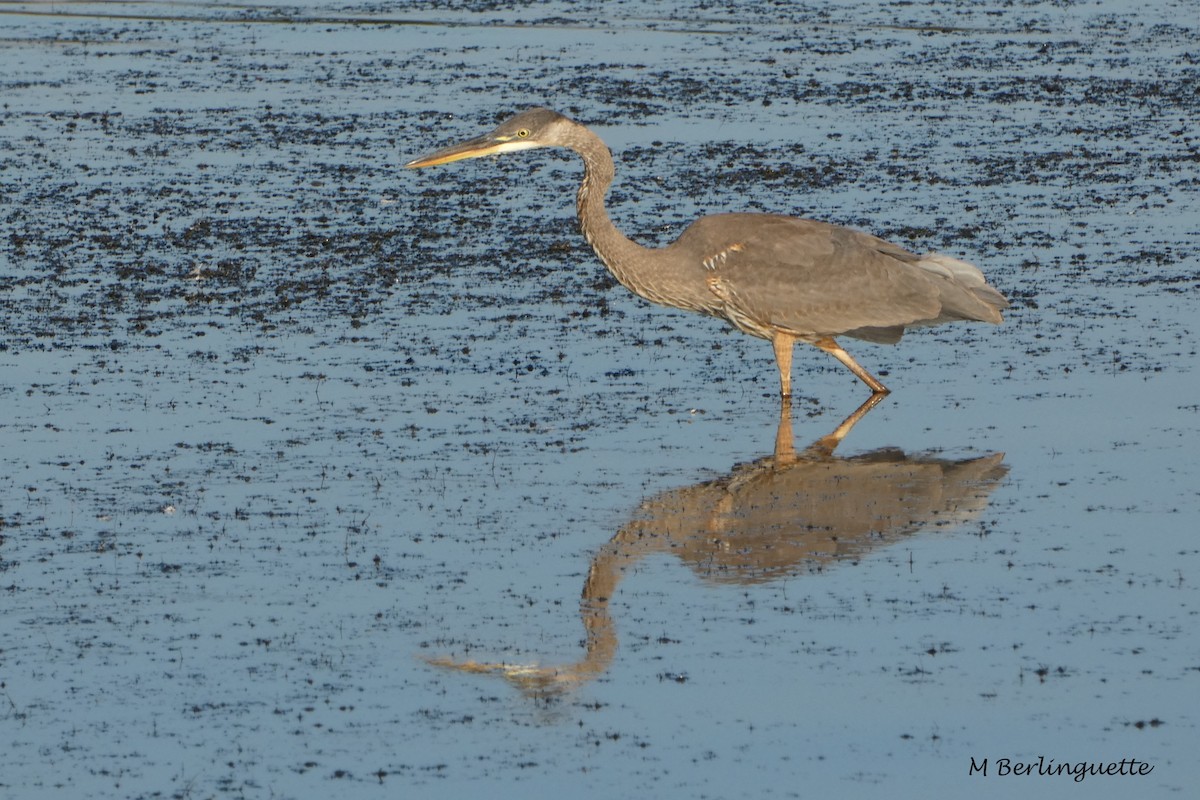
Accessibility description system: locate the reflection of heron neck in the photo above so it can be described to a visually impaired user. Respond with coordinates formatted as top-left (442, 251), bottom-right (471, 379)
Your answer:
top-left (573, 524), bottom-right (670, 677)
top-left (571, 597), bottom-right (617, 683)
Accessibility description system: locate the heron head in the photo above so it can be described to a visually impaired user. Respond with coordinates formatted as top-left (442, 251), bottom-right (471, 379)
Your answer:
top-left (405, 108), bottom-right (573, 168)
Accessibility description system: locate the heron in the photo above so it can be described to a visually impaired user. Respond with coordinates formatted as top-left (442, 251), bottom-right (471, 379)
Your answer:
top-left (406, 108), bottom-right (1009, 398)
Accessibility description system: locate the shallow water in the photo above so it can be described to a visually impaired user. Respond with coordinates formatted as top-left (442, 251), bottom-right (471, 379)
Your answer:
top-left (2, 1), bottom-right (1198, 798)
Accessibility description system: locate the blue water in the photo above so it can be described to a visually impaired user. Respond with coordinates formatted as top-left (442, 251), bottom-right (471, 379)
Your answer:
top-left (1, 1), bottom-right (1198, 798)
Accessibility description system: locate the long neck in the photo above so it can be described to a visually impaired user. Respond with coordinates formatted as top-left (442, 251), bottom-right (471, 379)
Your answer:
top-left (568, 126), bottom-right (657, 298)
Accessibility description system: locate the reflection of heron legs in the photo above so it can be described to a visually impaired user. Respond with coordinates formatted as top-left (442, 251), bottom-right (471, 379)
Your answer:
top-left (807, 393), bottom-right (888, 456)
top-left (775, 397), bottom-right (798, 462)
top-left (776, 393), bottom-right (888, 461)
top-left (812, 337), bottom-right (890, 395)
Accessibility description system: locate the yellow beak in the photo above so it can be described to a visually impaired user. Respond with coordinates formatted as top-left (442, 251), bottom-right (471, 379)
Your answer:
top-left (406, 134), bottom-right (540, 168)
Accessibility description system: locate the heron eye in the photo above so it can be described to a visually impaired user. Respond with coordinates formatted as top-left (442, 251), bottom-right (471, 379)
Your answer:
top-left (516, 129), bottom-right (530, 138)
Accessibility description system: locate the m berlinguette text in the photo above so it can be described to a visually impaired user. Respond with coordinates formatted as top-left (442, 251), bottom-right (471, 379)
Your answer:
top-left (969, 756), bottom-right (1153, 782)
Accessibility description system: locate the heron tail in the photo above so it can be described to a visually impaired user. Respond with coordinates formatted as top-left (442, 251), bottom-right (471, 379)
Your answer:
top-left (916, 252), bottom-right (1009, 323)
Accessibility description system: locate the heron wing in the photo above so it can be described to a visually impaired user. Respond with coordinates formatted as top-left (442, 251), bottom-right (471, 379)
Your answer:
top-left (679, 214), bottom-right (945, 338)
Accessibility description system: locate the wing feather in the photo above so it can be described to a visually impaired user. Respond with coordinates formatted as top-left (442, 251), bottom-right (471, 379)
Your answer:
top-left (672, 214), bottom-right (945, 338)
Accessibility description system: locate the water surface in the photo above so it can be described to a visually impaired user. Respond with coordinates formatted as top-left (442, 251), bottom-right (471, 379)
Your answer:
top-left (1, 1), bottom-right (1198, 797)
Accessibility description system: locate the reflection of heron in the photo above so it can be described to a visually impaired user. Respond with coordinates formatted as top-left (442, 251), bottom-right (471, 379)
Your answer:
top-left (407, 108), bottom-right (1009, 397)
top-left (425, 397), bottom-right (1008, 695)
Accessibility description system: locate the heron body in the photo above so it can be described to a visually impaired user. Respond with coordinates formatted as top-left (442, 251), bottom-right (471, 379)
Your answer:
top-left (406, 107), bottom-right (1009, 397)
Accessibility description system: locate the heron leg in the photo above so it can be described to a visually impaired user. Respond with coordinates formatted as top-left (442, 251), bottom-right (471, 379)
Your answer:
top-left (811, 337), bottom-right (890, 395)
top-left (771, 332), bottom-right (797, 397)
